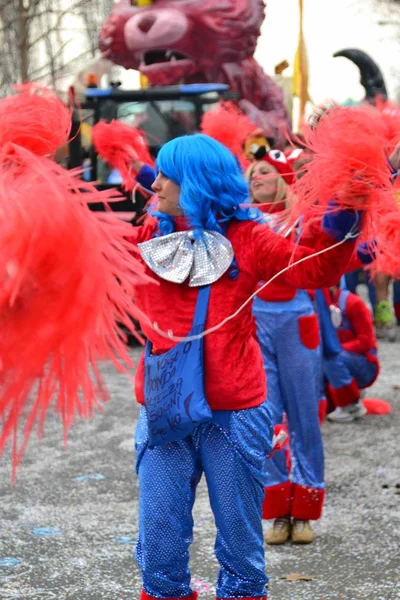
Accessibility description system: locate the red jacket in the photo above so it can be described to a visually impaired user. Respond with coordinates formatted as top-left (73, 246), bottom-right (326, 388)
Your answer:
top-left (256, 216), bottom-right (365, 303)
top-left (127, 217), bottom-right (356, 411)
top-left (332, 289), bottom-right (378, 355)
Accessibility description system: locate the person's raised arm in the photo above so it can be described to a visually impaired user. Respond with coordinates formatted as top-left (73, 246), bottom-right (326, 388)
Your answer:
top-left (250, 208), bottom-right (359, 289)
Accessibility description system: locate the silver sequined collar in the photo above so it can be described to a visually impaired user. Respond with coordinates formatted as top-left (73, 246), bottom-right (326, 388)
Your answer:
top-left (138, 230), bottom-right (234, 286)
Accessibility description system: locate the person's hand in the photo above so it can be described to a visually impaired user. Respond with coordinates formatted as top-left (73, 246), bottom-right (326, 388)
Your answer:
top-left (357, 240), bottom-right (377, 265)
top-left (389, 142), bottom-right (400, 173)
top-left (124, 146), bottom-right (143, 173)
top-left (119, 145), bottom-right (144, 173)
top-left (131, 158), bottom-right (144, 173)
top-left (337, 175), bottom-right (372, 205)
top-left (322, 200), bottom-right (361, 241)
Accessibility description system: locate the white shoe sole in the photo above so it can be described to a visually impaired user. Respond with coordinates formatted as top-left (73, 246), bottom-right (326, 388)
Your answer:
top-left (376, 324), bottom-right (397, 342)
top-left (327, 406), bottom-right (367, 423)
top-left (352, 406), bottom-right (368, 420)
top-left (327, 413), bottom-right (355, 423)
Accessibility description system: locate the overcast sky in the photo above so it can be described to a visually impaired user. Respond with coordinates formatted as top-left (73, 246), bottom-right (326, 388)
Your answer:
top-left (106, 0), bottom-right (400, 108)
top-left (256, 0), bottom-right (400, 104)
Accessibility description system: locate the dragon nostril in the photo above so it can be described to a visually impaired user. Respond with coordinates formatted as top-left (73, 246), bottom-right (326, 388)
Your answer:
top-left (137, 13), bottom-right (157, 34)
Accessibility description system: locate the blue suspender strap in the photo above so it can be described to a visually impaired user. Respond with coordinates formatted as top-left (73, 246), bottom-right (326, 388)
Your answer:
top-left (339, 289), bottom-right (349, 314)
top-left (315, 289), bottom-right (342, 358)
top-left (192, 285), bottom-right (211, 330)
top-left (144, 283), bottom-right (213, 446)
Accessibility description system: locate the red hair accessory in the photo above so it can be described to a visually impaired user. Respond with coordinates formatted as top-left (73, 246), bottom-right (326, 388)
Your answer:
top-left (263, 149), bottom-right (295, 185)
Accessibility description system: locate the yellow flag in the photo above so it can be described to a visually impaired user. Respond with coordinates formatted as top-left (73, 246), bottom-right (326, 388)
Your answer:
top-left (292, 0), bottom-right (311, 128)
top-left (140, 73), bottom-right (149, 88)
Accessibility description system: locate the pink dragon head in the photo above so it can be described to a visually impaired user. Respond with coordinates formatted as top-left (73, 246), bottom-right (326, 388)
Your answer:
top-left (99, 0), bottom-right (266, 86)
top-left (99, 0), bottom-right (289, 144)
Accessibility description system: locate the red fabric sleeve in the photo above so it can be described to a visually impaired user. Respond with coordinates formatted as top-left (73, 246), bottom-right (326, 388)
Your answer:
top-left (344, 251), bottom-right (363, 274)
top-left (299, 219), bottom-right (365, 275)
top-left (342, 294), bottom-right (376, 354)
top-left (125, 217), bottom-right (158, 247)
top-left (250, 224), bottom-right (356, 290)
top-left (296, 216), bottom-right (323, 249)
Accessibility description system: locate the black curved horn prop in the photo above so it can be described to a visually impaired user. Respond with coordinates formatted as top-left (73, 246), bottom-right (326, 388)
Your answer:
top-left (333, 48), bottom-right (388, 101)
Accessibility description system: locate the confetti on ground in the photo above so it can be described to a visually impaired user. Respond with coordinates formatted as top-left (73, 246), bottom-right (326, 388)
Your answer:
top-left (114, 536), bottom-right (135, 545)
top-left (30, 528), bottom-right (61, 537)
top-left (280, 573), bottom-right (316, 582)
top-left (72, 474), bottom-right (106, 482)
top-left (0, 558), bottom-right (20, 567)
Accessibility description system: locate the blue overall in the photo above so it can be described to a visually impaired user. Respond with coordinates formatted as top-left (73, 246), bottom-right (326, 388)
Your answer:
top-left (394, 281), bottom-right (400, 316)
top-left (136, 283), bottom-right (273, 599)
top-left (253, 290), bottom-right (325, 520)
top-left (323, 290), bottom-right (378, 393)
top-left (144, 286), bottom-right (212, 447)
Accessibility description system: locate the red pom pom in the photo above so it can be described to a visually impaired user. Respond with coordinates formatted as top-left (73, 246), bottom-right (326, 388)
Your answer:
top-left (0, 145), bottom-right (150, 477)
top-left (92, 120), bottom-right (154, 191)
top-left (290, 104), bottom-right (399, 244)
top-left (375, 97), bottom-right (400, 154)
top-left (373, 210), bottom-right (400, 278)
top-left (200, 102), bottom-right (254, 167)
top-left (0, 84), bottom-right (71, 157)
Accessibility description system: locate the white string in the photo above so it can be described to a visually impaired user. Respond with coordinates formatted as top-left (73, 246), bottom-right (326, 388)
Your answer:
top-left (135, 182), bottom-right (155, 196)
top-left (142, 227), bottom-right (359, 343)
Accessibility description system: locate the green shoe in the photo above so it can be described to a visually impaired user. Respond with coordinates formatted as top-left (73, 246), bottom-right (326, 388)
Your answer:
top-left (375, 301), bottom-right (394, 325)
top-left (375, 301), bottom-right (396, 342)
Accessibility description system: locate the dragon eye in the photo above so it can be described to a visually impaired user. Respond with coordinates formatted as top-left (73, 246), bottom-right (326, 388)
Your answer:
top-left (269, 150), bottom-right (287, 164)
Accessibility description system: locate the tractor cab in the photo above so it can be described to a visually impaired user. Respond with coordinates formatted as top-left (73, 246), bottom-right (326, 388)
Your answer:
top-left (69, 83), bottom-right (237, 217)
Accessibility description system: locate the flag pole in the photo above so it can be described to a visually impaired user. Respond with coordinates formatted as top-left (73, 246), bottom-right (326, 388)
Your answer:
top-left (298, 0), bottom-right (306, 128)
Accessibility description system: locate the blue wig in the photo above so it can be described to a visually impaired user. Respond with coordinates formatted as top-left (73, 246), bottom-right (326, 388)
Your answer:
top-left (152, 134), bottom-right (260, 236)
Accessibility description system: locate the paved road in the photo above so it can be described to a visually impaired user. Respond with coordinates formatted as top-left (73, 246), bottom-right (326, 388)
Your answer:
top-left (0, 340), bottom-right (399, 600)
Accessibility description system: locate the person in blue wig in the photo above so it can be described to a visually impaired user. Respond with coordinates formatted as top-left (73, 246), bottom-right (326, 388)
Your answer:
top-left (125, 133), bottom-right (361, 600)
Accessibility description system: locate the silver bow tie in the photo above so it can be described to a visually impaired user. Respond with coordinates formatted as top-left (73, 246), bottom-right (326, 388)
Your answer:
top-left (138, 230), bottom-right (234, 286)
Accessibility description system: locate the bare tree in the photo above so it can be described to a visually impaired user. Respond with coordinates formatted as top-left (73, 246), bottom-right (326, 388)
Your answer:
top-left (0, 0), bottom-right (113, 95)
top-left (74, 0), bottom-right (113, 59)
top-left (373, 0), bottom-right (400, 99)
top-left (374, 0), bottom-right (400, 23)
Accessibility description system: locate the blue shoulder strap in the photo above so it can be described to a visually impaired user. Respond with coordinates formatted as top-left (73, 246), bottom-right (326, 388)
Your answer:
top-left (338, 289), bottom-right (350, 314)
top-left (192, 285), bottom-right (211, 330)
top-left (315, 289), bottom-right (342, 358)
